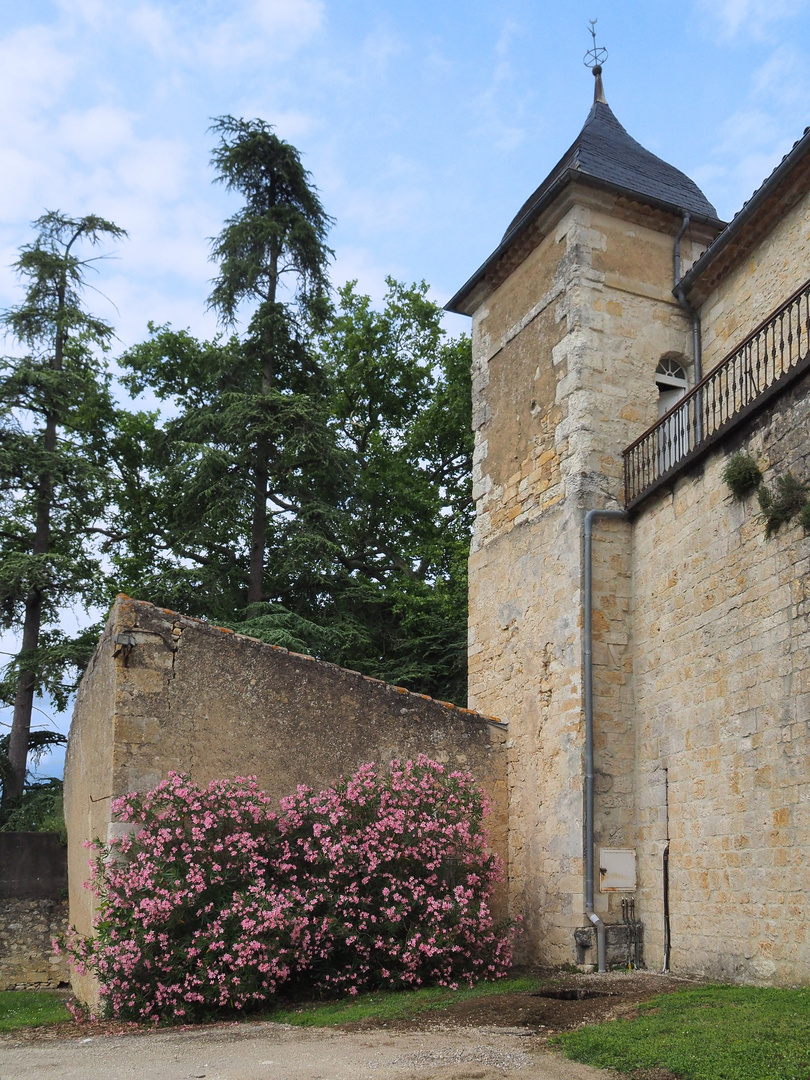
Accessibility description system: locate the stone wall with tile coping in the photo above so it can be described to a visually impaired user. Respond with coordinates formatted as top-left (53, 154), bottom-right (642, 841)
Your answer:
top-left (65, 596), bottom-right (508, 1005)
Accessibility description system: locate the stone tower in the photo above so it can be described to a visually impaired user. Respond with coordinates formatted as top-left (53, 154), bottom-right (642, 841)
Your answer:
top-left (447, 68), bottom-right (724, 964)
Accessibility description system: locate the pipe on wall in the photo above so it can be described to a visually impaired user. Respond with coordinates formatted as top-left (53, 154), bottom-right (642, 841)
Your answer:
top-left (583, 508), bottom-right (629, 973)
top-left (673, 211), bottom-right (704, 440)
top-left (673, 212), bottom-right (690, 288)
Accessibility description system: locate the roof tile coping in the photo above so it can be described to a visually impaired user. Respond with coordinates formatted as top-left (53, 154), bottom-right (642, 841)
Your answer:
top-left (112, 595), bottom-right (508, 728)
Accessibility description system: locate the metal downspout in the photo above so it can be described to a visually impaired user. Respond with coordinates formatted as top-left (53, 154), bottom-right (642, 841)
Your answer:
top-left (584, 508), bottom-right (628, 972)
top-left (673, 212), bottom-right (704, 439)
top-left (673, 212), bottom-right (690, 292)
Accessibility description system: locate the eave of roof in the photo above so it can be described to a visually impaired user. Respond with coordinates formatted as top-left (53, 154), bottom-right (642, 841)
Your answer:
top-left (679, 125), bottom-right (810, 301)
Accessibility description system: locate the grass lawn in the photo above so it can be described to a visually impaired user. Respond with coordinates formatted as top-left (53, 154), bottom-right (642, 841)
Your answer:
top-left (0, 977), bottom-right (538, 1033)
top-left (256, 975), bottom-right (541, 1027)
top-left (0, 991), bottom-right (70, 1031)
top-left (555, 984), bottom-right (810, 1080)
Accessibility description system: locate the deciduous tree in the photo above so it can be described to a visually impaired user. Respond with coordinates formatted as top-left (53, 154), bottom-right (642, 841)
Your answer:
top-left (236, 278), bottom-right (473, 702)
top-left (116, 279), bottom-right (472, 703)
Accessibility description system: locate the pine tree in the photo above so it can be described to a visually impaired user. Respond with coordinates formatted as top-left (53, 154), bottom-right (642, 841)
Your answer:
top-left (0, 211), bottom-right (125, 807)
top-left (208, 115), bottom-right (334, 605)
top-left (115, 120), bottom-right (473, 703)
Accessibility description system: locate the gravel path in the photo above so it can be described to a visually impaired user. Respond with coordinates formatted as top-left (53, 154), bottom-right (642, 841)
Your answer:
top-left (0, 1021), bottom-right (611, 1080)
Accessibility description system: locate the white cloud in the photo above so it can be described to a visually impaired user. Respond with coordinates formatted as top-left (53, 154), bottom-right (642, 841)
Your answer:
top-left (187, 0), bottom-right (325, 69)
top-left (360, 26), bottom-right (403, 73)
top-left (695, 0), bottom-right (809, 39)
top-left (56, 105), bottom-right (135, 163)
top-left (716, 108), bottom-right (780, 154)
top-left (0, 25), bottom-right (75, 115)
top-left (250, 0), bottom-right (324, 41)
top-left (102, 0), bottom-right (325, 71)
top-left (115, 138), bottom-right (191, 200)
top-left (751, 44), bottom-right (808, 106)
top-left (693, 105), bottom-right (800, 220)
top-left (127, 4), bottom-right (176, 59)
top-left (339, 183), bottom-right (427, 238)
top-left (226, 106), bottom-right (318, 144)
top-left (330, 245), bottom-right (406, 304)
top-left (54, 0), bottom-right (110, 31)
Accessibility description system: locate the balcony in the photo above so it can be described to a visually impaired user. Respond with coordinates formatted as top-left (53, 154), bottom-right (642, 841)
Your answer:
top-left (623, 279), bottom-right (810, 509)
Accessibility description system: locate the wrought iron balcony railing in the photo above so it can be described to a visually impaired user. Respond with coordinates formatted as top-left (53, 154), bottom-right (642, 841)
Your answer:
top-left (623, 278), bottom-right (810, 508)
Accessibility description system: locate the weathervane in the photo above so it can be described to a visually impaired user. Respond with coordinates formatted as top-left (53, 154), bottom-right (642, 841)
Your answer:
top-left (584, 19), bottom-right (607, 104)
top-left (583, 19), bottom-right (607, 71)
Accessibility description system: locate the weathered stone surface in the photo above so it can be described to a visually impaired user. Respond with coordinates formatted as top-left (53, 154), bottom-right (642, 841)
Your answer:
top-left (0, 899), bottom-right (68, 990)
top-left (468, 190), bottom-right (708, 964)
top-left (699, 186), bottom-right (810, 373)
top-left (631, 368), bottom-right (810, 983)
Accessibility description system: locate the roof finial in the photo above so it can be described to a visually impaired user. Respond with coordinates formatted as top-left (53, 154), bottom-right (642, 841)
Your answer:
top-left (584, 19), bottom-right (608, 105)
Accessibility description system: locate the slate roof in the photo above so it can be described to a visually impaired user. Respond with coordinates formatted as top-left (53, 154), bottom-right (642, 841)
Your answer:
top-left (447, 93), bottom-right (724, 315)
top-left (503, 100), bottom-right (722, 245)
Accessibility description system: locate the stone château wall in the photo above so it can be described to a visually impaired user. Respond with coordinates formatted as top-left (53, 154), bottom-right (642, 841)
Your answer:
top-left (628, 367), bottom-right (810, 982)
top-left (698, 186), bottom-right (810, 373)
top-left (467, 185), bottom-right (713, 964)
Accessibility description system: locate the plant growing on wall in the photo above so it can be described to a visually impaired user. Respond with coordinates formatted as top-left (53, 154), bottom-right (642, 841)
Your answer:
top-left (757, 473), bottom-right (808, 536)
top-left (62, 758), bottom-right (511, 1022)
top-left (721, 453), bottom-right (762, 500)
top-left (722, 452), bottom-right (810, 537)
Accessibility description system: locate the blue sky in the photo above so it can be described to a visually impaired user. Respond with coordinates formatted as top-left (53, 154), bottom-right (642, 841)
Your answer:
top-left (2, 0), bottom-right (810, 775)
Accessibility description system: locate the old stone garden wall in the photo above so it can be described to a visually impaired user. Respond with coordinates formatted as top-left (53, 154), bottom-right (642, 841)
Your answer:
top-left (65, 597), bottom-right (508, 1004)
top-left (0, 833), bottom-right (69, 990)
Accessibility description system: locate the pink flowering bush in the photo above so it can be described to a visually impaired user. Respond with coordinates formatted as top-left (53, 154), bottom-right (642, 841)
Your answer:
top-left (63, 758), bottom-right (512, 1022)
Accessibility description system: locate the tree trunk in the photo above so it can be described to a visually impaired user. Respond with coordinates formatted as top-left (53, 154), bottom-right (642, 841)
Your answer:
top-left (247, 254), bottom-right (279, 607)
top-left (3, 591), bottom-right (43, 805)
top-left (2, 409), bottom-right (55, 805)
top-left (247, 448), bottom-right (268, 606)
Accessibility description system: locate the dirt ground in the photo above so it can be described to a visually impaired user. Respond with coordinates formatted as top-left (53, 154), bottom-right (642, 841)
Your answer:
top-left (374, 970), bottom-right (685, 1040)
top-left (0, 970), bottom-right (690, 1080)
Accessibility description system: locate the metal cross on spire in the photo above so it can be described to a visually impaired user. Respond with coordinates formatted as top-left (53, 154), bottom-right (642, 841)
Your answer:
top-left (583, 19), bottom-right (607, 104)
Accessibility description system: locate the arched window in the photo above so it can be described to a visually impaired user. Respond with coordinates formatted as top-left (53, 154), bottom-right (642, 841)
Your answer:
top-left (655, 356), bottom-right (689, 470)
top-left (655, 356), bottom-right (688, 418)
